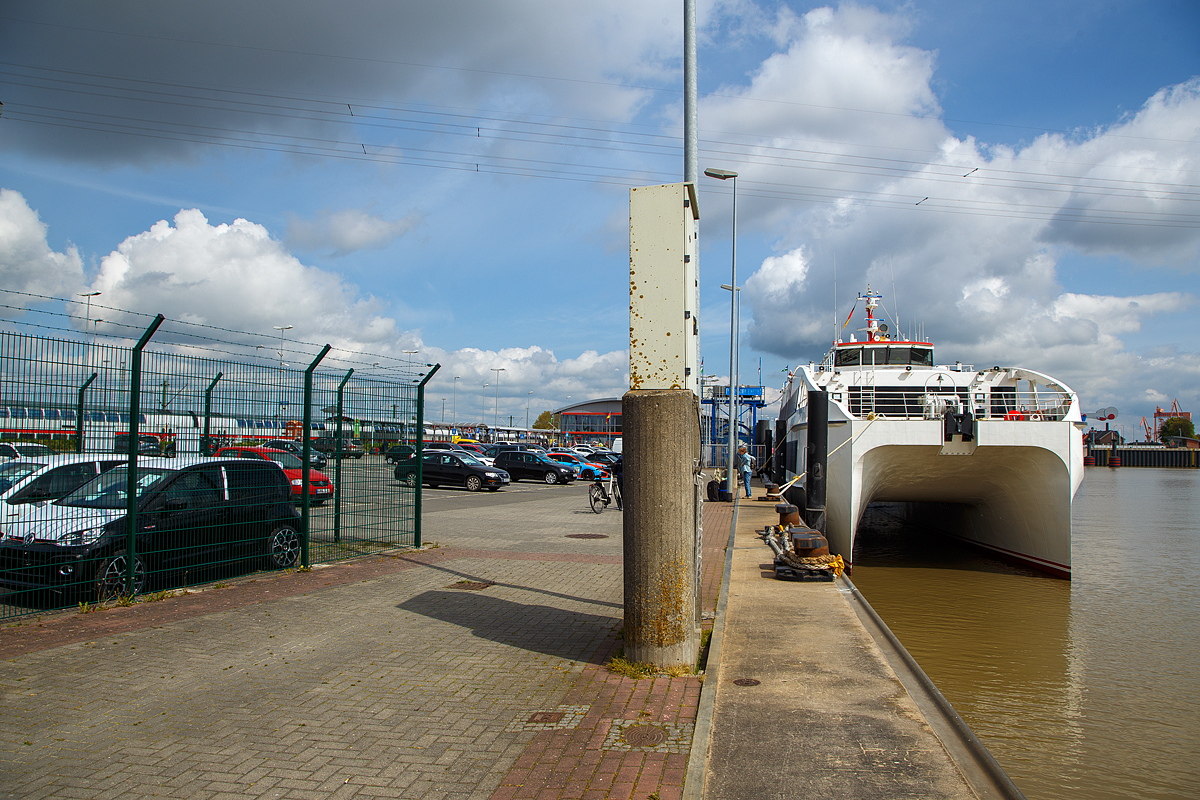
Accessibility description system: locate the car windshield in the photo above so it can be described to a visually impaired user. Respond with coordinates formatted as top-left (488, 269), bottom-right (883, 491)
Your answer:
top-left (14, 444), bottom-right (54, 457)
top-left (58, 466), bottom-right (171, 509)
top-left (0, 461), bottom-right (41, 494)
top-left (262, 451), bottom-right (303, 470)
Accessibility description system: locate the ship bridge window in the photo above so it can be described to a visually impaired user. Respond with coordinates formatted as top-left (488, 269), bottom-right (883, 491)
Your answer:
top-left (911, 347), bottom-right (933, 367)
top-left (834, 348), bottom-right (861, 366)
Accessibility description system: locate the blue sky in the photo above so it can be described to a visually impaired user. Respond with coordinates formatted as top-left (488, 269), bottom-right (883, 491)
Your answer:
top-left (1, 1), bottom-right (1197, 437)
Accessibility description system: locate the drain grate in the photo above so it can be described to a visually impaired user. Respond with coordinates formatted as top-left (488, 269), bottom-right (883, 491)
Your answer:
top-left (449, 580), bottom-right (494, 591)
top-left (622, 725), bottom-right (667, 747)
top-left (733, 678), bottom-right (761, 686)
top-left (566, 534), bottom-right (609, 539)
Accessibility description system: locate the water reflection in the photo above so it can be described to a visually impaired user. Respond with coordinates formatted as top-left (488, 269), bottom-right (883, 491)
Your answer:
top-left (851, 468), bottom-right (1200, 800)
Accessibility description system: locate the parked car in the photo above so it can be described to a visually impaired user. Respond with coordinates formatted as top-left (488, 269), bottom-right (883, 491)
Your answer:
top-left (492, 450), bottom-right (575, 484)
top-left (588, 451), bottom-right (622, 468)
top-left (114, 433), bottom-right (176, 458)
top-left (214, 446), bottom-right (333, 505)
top-left (393, 450), bottom-right (510, 492)
top-left (312, 437), bottom-right (364, 459)
top-left (546, 450), bottom-right (609, 481)
top-left (385, 444), bottom-right (416, 464)
top-left (0, 456), bottom-right (301, 599)
top-left (0, 442), bottom-right (55, 459)
top-left (0, 454), bottom-right (126, 526)
top-left (262, 439), bottom-right (328, 469)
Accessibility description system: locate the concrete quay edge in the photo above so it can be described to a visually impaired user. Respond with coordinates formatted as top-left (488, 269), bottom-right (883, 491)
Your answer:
top-left (685, 494), bottom-right (1026, 800)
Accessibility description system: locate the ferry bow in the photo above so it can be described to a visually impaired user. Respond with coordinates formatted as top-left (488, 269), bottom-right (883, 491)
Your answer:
top-left (779, 287), bottom-right (1085, 577)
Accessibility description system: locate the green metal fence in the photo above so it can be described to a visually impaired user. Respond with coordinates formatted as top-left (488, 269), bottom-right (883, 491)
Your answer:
top-left (0, 308), bottom-right (432, 619)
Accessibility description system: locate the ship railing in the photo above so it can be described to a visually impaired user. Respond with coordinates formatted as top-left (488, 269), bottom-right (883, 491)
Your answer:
top-left (839, 389), bottom-right (1073, 422)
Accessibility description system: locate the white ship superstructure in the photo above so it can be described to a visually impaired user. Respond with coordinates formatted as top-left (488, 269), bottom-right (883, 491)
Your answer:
top-left (780, 287), bottom-right (1085, 577)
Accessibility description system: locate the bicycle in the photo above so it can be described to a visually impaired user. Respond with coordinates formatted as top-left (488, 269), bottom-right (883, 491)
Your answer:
top-left (588, 471), bottom-right (621, 513)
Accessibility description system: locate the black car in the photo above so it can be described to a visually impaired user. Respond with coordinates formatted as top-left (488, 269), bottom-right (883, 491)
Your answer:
top-left (262, 439), bottom-right (328, 469)
top-left (0, 456), bottom-right (301, 600)
top-left (385, 444), bottom-right (416, 464)
top-left (0, 442), bottom-right (55, 459)
top-left (394, 451), bottom-right (510, 492)
top-left (113, 433), bottom-right (176, 458)
top-left (492, 451), bottom-right (575, 484)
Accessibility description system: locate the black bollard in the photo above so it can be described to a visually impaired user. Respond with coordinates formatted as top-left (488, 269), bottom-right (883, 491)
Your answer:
top-left (805, 390), bottom-right (828, 534)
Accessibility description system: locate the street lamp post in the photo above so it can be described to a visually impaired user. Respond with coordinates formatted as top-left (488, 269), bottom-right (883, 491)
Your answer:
top-left (453, 376), bottom-right (460, 426)
top-left (705, 167), bottom-right (739, 499)
top-left (273, 325), bottom-right (292, 421)
top-left (526, 390), bottom-right (533, 430)
top-left (78, 291), bottom-right (101, 368)
top-left (490, 368), bottom-right (505, 432)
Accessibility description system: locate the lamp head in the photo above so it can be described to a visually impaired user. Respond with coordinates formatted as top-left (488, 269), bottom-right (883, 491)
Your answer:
top-left (704, 168), bottom-right (738, 180)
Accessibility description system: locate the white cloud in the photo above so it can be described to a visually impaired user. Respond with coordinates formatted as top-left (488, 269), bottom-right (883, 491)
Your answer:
top-left (286, 208), bottom-right (423, 257)
top-left (78, 208), bottom-right (628, 408)
top-left (0, 189), bottom-right (84, 306)
top-left (697, 4), bottom-right (1199, 414)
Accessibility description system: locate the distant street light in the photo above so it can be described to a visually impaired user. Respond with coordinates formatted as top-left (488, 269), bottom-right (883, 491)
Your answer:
top-left (705, 166), bottom-right (739, 497)
top-left (526, 390), bottom-right (534, 430)
top-left (491, 368), bottom-right (506, 431)
top-left (78, 291), bottom-right (101, 368)
top-left (453, 376), bottom-right (460, 426)
top-left (273, 325), bottom-right (292, 420)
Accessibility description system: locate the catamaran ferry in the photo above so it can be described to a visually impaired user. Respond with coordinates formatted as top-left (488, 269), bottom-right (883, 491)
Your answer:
top-left (778, 287), bottom-right (1085, 577)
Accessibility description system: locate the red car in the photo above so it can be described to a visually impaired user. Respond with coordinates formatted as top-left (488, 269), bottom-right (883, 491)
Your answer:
top-left (214, 446), bottom-right (333, 505)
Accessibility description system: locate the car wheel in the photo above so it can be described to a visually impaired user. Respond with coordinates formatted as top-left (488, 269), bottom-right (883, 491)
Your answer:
top-left (465, 475), bottom-right (482, 492)
top-left (268, 524), bottom-right (301, 569)
top-left (405, 471), bottom-right (417, 488)
top-left (95, 550), bottom-right (146, 599)
top-left (544, 471), bottom-right (558, 485)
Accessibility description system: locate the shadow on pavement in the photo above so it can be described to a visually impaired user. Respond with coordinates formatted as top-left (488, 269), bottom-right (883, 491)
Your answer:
top-left (397, 590), bottom-right (620, 663)
top-left (390, 556), bottom-right (623, 609)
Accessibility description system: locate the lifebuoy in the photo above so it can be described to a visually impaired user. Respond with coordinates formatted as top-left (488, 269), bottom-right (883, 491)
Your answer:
top-left (1030, 413), bottom-right (1043, 421)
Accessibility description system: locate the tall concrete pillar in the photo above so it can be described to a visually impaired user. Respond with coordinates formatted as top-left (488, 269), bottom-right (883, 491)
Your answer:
top-left (623, 388), bottom-right (699, 668)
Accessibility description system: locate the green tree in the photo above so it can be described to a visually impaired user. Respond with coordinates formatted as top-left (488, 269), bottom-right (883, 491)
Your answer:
top-left (532, 411), bottom-right (560, 429)
top-left (1159, 416), bottom-right (1195, 440)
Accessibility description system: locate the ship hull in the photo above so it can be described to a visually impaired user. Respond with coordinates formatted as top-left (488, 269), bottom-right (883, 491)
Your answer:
top-left (789, 417), bottom-right (1083, 577)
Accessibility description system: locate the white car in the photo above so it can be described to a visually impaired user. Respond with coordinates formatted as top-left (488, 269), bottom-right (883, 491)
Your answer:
top-left (0, 454), bottom-right (127, 526)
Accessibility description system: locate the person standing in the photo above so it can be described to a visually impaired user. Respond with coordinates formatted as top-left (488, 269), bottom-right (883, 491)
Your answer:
top-left (736, 445), bottom-right (755, 499)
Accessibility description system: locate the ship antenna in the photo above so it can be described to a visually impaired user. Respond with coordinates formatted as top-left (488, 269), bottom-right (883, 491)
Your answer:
top-left (832, 253), bottom-right (838, 345)
top-left (889, 260), bottom-right (899, 340)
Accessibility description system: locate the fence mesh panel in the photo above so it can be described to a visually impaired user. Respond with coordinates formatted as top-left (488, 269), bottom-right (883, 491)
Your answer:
top-left (0, 316), bottom-right (426, 620)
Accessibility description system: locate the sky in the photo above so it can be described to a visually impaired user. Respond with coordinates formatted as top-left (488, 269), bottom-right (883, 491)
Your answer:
top-left (1, 0), bottom-right (1197, 438)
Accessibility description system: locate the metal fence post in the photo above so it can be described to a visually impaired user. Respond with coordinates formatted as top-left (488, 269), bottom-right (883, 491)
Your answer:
top-left (75, 372), bottom-right (97, 454)
top-left (201, 372), bottom-right (223, 456)
top-left (413, 364), bottom-right (440, 549)
top-left (333, 369), bottom-right (353, 543)
top-left (301, 345), bottom-right (332, 569)
top-left (126, 314), bottom-right (165, 594)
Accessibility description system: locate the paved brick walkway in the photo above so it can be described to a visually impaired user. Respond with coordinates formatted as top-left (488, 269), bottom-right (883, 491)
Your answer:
top-left (0, 481), bottom-right (737, 800)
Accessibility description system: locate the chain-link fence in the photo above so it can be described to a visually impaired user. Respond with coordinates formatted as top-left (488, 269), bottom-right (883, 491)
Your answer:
top-left (0, 304), bottom-right (434, 619)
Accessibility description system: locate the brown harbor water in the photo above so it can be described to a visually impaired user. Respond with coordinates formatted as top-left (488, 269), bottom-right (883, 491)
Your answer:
top-left (851, 467), bottom-right (1200, 800)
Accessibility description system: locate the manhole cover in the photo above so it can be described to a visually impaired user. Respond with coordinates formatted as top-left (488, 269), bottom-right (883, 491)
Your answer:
top-left (622, 725), bottom-right (667, 747)
top-left (733, 678), bottom-right (761, 687)
top-left (566, 534), bottom-right (609, 539)
top-left (528, 711), bottom-right (564, 724)
top-left (450, 581), bottom-right (493, 591)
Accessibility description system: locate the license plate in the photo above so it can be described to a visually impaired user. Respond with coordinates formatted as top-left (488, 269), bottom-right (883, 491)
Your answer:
top-left (316, 488), bottom-right (330, 493)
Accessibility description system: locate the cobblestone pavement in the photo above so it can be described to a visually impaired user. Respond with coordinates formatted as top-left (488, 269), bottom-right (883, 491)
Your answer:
top-left (0, 481), bottom-right (736, 800)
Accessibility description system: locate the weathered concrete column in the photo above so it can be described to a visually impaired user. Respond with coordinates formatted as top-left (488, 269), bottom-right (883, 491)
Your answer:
top-left (623, 388), bottom-right (699, 668)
